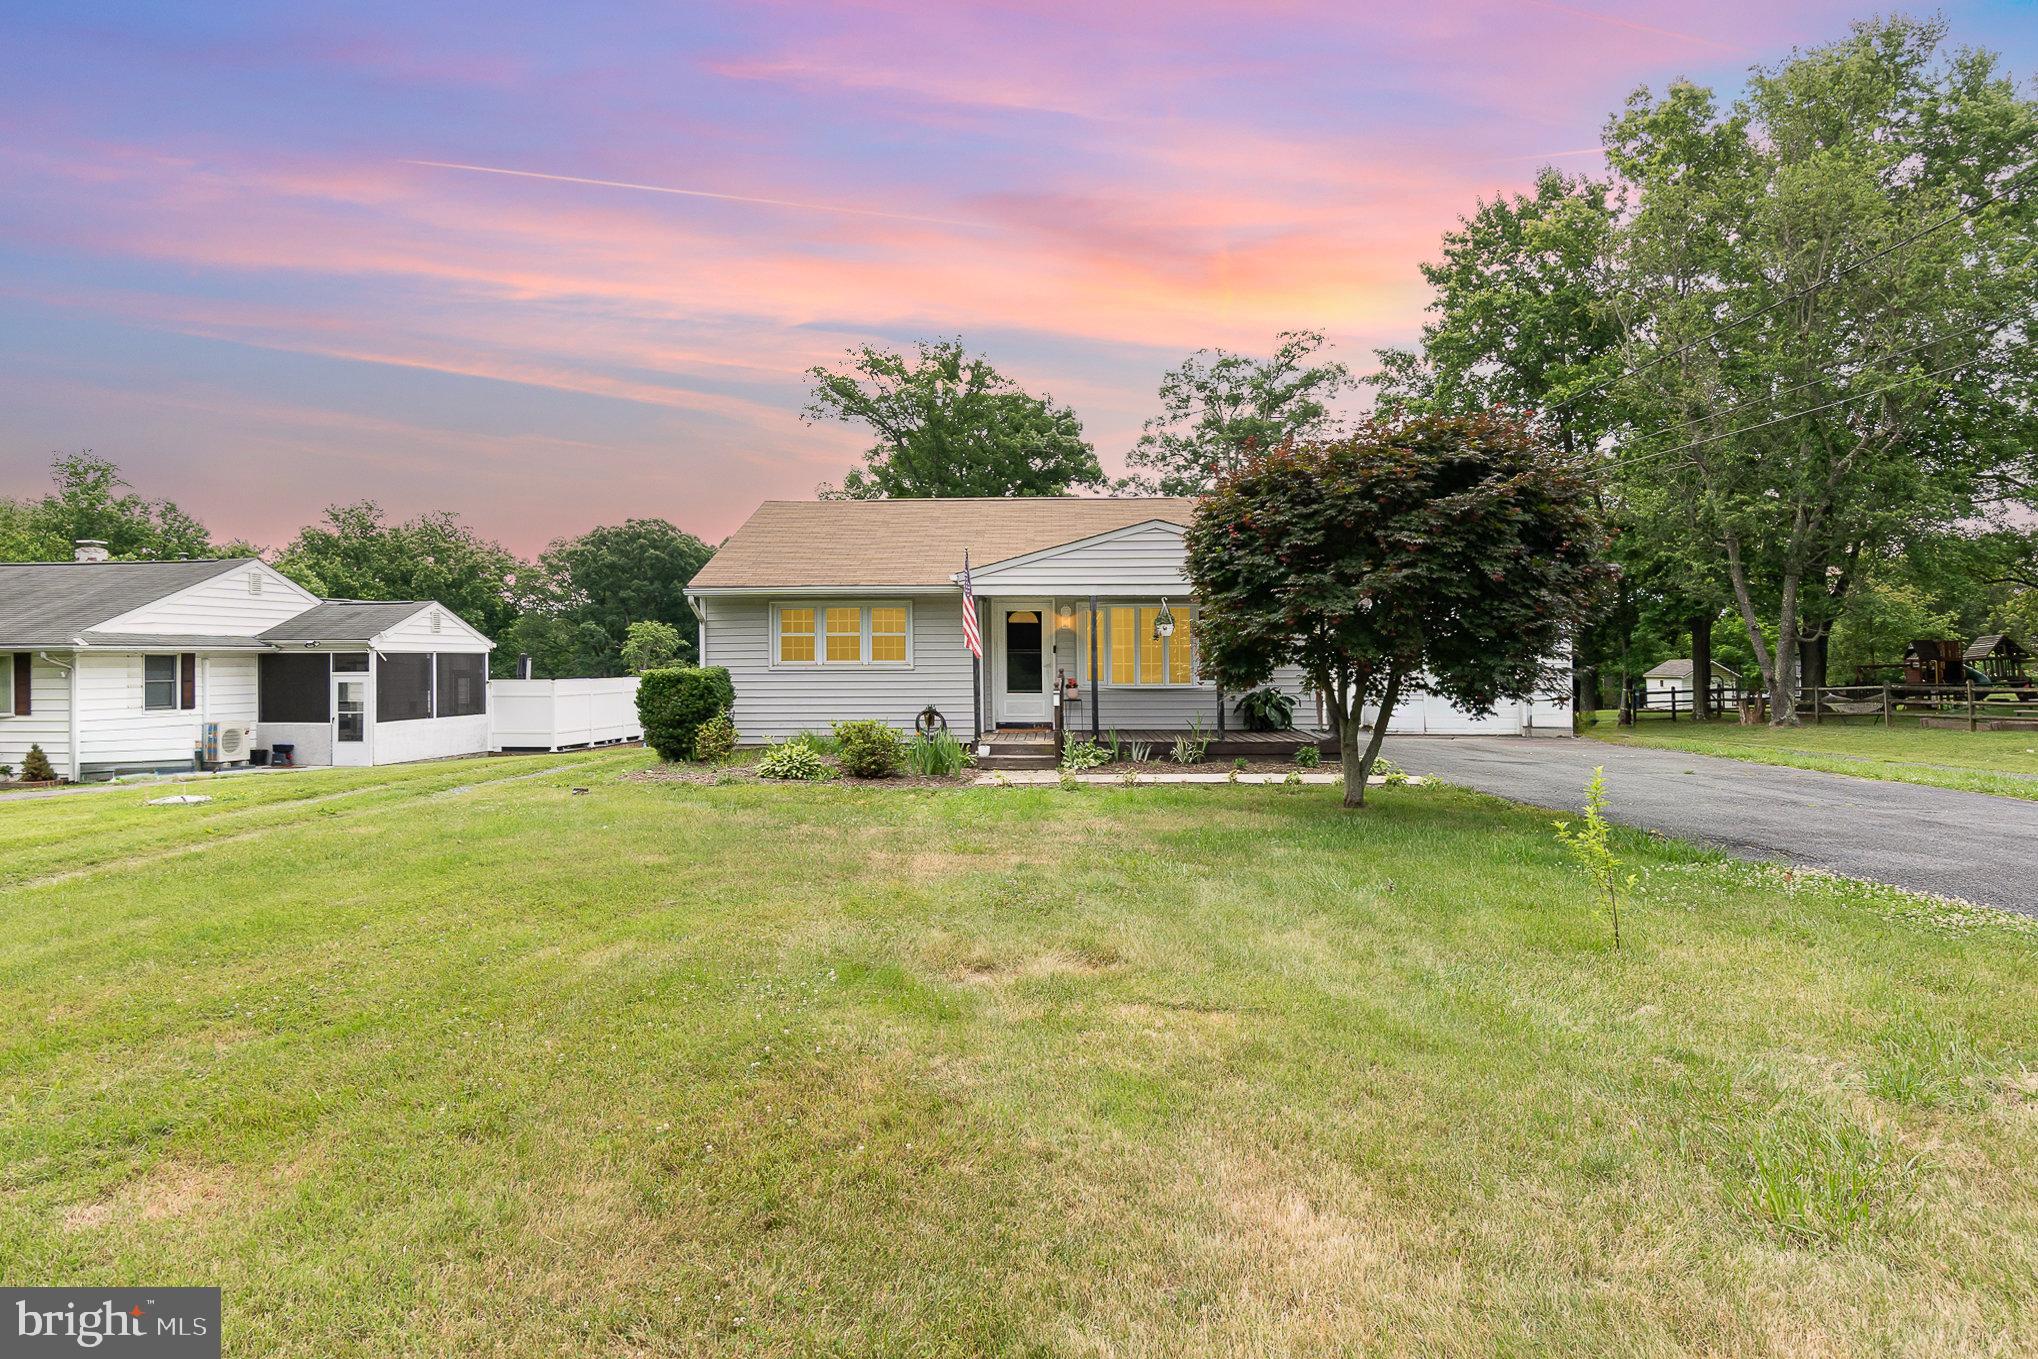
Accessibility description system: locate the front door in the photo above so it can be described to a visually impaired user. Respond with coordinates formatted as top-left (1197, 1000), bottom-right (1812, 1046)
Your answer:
top-left (994, 600), bottom-right (1052, 725)
top-left (333, 676), bottom-right (372, 766)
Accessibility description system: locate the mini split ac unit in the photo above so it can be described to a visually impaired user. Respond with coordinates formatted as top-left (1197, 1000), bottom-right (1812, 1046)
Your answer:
top-left (203, 721), bottom-right (255, 765)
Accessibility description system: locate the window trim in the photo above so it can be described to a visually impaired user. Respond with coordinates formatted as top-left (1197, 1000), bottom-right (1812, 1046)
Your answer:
top-left (770, 601), bottom-right (914, 669)
top-left (0, 653), bottom-right (15, 717)
top-left (1072, 600), bottom-right (1201, 688)
top-left (143, 654), bottom-right (180, 711)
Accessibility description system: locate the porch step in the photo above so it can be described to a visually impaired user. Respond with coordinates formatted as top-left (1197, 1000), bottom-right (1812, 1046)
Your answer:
top-left (977, 740), bottom-right (1058, 772)
top-left (978, 753), bottom-right (1060, 771)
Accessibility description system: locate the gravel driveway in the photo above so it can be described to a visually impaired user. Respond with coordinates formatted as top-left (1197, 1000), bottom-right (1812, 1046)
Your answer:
top-left (1383, 735), bottom-right (2038, 915)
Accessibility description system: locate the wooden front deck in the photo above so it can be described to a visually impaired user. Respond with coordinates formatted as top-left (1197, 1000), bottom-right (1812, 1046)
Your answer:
top-left (986, 727), bottom-right (1334, 757)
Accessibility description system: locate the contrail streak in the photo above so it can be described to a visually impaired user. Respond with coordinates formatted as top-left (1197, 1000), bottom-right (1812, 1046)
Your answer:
top-left (1514, 0), bottom-right (1743, 53)
top-left (402, 159), bottom-right (985, 228)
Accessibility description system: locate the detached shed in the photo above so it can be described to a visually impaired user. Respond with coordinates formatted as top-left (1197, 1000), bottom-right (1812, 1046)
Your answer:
top-left (257, 601), bottom-right (493, 766)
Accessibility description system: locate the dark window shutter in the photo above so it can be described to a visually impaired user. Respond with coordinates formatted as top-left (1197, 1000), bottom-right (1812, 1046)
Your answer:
top-left (180, 654), bottom-right (197, 709)
top-left (11, 653), bottom-right (28, 717)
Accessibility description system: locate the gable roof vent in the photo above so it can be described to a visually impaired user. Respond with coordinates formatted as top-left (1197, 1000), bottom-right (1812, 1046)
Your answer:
top-left (73, 539), bottom-right (110, 563)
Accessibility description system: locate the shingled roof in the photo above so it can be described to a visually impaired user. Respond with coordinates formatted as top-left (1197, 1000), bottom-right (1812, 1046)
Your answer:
top-left (688, 498), bottom-right (1200, 590)
top-left (260, 600), bottom-right (432, 643)
top-left (0, 559), bottom-right (247, 646)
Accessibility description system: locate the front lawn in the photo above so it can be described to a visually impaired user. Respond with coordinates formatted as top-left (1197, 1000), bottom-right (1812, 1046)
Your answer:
top-left (4, 752), bottom-right (2036, 1356)
top-left (1587, 713), bottom-right (2038, 801)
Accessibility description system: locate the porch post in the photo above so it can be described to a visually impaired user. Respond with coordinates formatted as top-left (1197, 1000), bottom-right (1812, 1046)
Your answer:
top-left (1216, 682), bottom-right (1226, 735)
top-left (1088, 594), bottom-right (1101, 739)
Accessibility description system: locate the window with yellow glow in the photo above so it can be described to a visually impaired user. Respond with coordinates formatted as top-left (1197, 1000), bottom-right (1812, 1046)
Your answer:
top-left (825, 607), bottom-right (863, 662)
top-left (1109, 607), bottom-right (1137, 684)
top-left (870, 607), bottom-right (907, 662)
top-left (774, 603), bottom-right (912, 665)
top-left (778, 606), bottom-right (815, 663)
top-left (1137, 608), bottom-right (1167, 686)
top-left (1078, 602), bottom-right (1197, 684)
top-left (1168, 613), bottom-right (1194, 684)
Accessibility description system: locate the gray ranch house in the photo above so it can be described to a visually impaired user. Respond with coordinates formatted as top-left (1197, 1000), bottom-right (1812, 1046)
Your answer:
top-left (686, 498), bottom-right (1571, 750)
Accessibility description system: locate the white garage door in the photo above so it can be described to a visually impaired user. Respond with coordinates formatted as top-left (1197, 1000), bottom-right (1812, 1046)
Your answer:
top-left (1377, 691), bottom-right (1528, 735)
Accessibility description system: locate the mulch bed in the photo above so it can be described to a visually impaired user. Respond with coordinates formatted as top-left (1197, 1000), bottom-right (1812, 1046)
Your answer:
top-left (620, 763), bottom-right (971, 790)
top-left (619, 752), bottom-right (1330, 788)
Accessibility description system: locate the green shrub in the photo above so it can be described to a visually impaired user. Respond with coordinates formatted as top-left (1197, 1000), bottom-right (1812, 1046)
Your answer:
top-left (637, 667), bottom-right (735, 762)
top-left (691, 712), bottom-right (737, 764)
top-left (833, 719), bottom-right (902, 778)
top-left (1293, 744), bottom-right (1320, 768)
top-left (21, 744), bottom-right (58, 783)
top-left (758, 740), bottom-right (830, 781)
top-left (902, 730), bottom-right (972, 776)
top-left (1061, 738), bottom-right (1111, 771)
top-left (790, 729), bottom-right (840, 755)
top-left (1170, 715), bottom-right (1210, 765)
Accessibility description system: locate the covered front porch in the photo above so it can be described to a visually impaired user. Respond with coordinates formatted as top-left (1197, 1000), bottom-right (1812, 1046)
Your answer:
top-left (964, 516), bottom-right (1324, 751)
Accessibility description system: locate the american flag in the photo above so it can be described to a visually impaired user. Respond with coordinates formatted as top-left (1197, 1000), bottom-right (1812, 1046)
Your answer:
top-left (960, 550), bottom-right (982, 659)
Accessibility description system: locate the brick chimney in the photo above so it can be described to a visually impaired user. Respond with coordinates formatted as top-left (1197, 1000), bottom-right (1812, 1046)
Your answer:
top-left (73, 539), bottom-right (110, 563)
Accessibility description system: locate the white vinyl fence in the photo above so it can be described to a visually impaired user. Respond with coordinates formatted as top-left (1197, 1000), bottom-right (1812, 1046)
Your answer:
top-left (489, 677), bottom-right (643, 752)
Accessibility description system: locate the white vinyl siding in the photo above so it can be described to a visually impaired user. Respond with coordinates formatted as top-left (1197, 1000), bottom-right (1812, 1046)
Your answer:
top-left (96, 561), bottom-right (317, 634)
top-left (371, 605), bottom-right (492, 653)
top-left (0, 653), bottom-right (75, 778)
top-left (967, 520), bottom-right (1191, 594)
top-left (76, 652), bottom-right (262, 772)
top-left (705, 595), bottom-right (970, 741)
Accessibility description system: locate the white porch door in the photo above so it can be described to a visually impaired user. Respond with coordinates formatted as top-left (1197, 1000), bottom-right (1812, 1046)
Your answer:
top-left (993, 600), bottom-right (1053, 725)
top-left (333, 673), bottom-right (373, 766)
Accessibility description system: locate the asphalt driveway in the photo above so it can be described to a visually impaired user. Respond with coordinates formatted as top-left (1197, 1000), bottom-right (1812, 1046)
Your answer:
top-left (1382, 736), bottom-right (2038, 915)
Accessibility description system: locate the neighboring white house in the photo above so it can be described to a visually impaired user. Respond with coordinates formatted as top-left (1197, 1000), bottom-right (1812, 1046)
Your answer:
top-left (0, 546), bottom-right (493, 780)
top-left (1643, 659), bottom-right (1741, 706)
top-left (685, 498), bottom-right (1573, 745)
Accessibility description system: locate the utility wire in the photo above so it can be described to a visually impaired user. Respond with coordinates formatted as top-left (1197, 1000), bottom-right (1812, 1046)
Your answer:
top-left (1545, 158), bottom-right (2038, 416)
top-left (1603, 353), bottom-right (1985, 475)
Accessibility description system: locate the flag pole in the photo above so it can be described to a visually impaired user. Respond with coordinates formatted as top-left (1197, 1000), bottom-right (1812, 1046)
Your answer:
top-left (966, 550), bottom-right (982, 746)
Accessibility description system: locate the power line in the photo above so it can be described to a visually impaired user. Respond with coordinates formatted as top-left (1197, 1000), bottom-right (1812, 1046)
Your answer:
top-left (1605, 354), bottom-right (1985, 475)
top-left (1547, 158), bottom-right (2038, 417)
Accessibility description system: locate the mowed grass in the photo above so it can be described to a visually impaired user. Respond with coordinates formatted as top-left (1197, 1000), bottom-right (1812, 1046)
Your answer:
top-left (1589, 713), bottom-right (2038, 801)
top-left (3, 753), bottom-right (2037, 1357)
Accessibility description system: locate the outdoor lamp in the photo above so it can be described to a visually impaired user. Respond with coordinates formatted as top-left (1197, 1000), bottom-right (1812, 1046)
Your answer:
top-left (1153, 599), bottom-right (1176, 639)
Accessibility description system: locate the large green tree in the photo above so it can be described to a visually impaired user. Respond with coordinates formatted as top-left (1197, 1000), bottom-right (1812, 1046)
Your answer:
top-left (273, 502), bottom-right (527, 641)
top-left (807, 338), bottom-right (1103, 499)
top-left (1606, 17), bottom-right (2038, 724)
top-left (1360, 170), bottom-right (1681, 714)
top-left (537, 518), bottom-right (713, 656)
top-left (1, 452), bottom-right (232, 561)
top-left (1186, 416), bottom-right (1607, 805)
top-left (1119, 330), bottom-right (1357, 495)
top-left (1368, 173), bottom-right (1622, 457)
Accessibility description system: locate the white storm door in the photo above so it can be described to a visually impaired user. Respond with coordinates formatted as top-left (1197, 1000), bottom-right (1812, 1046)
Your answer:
top-left (993, 601), bottom-right (1052, 724)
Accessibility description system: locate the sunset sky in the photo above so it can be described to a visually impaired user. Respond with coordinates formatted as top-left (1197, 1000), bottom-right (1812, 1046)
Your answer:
top-left (4, 1), bottom-right (2034, 554)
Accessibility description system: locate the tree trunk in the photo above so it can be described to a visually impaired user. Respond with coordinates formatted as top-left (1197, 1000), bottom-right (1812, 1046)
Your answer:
top-left (1690, 613), bottom-right (1713, 721)
top-left (1340, 667), bottom-right (1403, 808)
top-left (1724, 530), bottom-right (1778, 723)
top-left (1802, 632), bottom-right (1828, 692)
top-left (1772, 566), bottom-right (1803, 727)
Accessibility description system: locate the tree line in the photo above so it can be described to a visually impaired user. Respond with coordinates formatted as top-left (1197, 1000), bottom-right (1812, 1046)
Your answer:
top-left (794, 15), bottom-right (2038, 725)
top-left (1, 452), bottom-right (713, 679)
